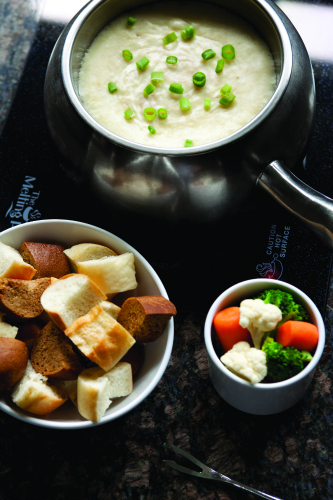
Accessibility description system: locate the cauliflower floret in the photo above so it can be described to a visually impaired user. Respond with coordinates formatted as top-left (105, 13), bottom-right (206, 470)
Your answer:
top-left (221, 341), bottom-right (267, 384)
top-left (239, 298), bottom-right (282, 349)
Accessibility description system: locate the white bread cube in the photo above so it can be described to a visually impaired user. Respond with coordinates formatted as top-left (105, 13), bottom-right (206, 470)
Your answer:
top-left (100, 300), bottom-right (121, 320)
top-left (77, 252), bottom-right (137, 298)
top-left (61, 379), bottom-right (78, 406)
top-left (0, 242), bottom-right (36, 280)
top-left (77, 362), bottom-right (133, 422)
top-left (0, 316), bottom-right (18, 339)
top-left (11, 360), bottom-right (68, 415)
top-left (63, 243), bottom-right (117, 272)
top-left (40, 274), bottom-right (107, 331)
top-left (65, 305), bottom-right (135, 372)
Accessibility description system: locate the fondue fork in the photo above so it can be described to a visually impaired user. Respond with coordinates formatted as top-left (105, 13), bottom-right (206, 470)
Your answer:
top-left (164, 445), bottom-right (283, 500)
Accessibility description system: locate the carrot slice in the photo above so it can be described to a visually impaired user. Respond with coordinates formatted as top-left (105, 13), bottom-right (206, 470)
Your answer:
top-left (213, 306), bottom-right (251, 352)
top-left (276, 320), bottom-right (319, 352)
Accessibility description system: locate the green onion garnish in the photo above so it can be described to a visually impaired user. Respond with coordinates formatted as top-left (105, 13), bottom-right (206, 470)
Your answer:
top-left (166, 56), bottom-right (178, 64)
top-left (215, 59), bottom-right (225, 73)
top-left (184, 139), bottom-right (193, 147)
top-left (136, 56), bottom-right (149, 70)
top-left (192, 72), bottom-right (206, 87)
top-left (201, 49), bottom-right (216, 60)
top-left (108, 82), bottom-right (118, 93)
top-left (220, 84), bottom-right (232, 94)
top-left (204, 98), bottom-right (211, 110)
top-left (122, 50), bottom-right (133, 60)
top-left (124, 107), bottom-right (135, 119)
top-left (127, 16), bottom-right (136, 26)
top-left (219, 92), bottom-right (236, 107)
top-left (144, 107), bottom-right (157, 120)
top-left (151, 71), bottom-right (164, 83)
top-left (222, 44), bottom-right (235, 60)
top-left (148, 125), bottom-right (156, 134)
top-left (158, 108), bottom-right (167, 119)
top-left (143, 83), bottom-right (155, 96)
top-left (181, 25), bottom-right (195, 40)
top-left (169, 83), bottom-right (184, 94)
top-left (180, 98), bottom-right (191, 111)
top-left (163, 32), bottom-right (178, 45)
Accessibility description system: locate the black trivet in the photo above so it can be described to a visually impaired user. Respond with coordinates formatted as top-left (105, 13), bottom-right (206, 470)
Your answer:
top-left (0, 20), bottom-right (332, 315)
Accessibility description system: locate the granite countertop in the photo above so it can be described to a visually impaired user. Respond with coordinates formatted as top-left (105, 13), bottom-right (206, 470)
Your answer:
top-left (0, 1), bottom-right (333, 499)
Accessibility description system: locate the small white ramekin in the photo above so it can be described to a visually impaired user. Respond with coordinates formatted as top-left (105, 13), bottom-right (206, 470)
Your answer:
top-left (204, 278), bottom-right (325, 415)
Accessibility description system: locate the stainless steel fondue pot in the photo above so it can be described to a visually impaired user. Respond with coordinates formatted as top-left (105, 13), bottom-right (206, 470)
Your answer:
top-left (44, 0), bottom-right (333, 249)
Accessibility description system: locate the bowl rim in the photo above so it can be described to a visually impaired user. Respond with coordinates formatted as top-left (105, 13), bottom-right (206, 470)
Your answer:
top-left (204, 278), bottom-right (325, 389)
top-left (0, 219), bottom-right (174, 429)
top-left (61, 0), bottom-right (293, 156)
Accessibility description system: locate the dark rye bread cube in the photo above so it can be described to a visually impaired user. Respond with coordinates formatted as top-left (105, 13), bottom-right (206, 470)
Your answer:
top-left (20, 242), bottom-right (70, 279)
top-left (0, 337), bottom-right (29, 391)
top-left (0, 278), bottom-right (53, 323)
top-left (117, 296), bottom-right (177, 343)
top-left (31, 321), bottom-right (82, 380)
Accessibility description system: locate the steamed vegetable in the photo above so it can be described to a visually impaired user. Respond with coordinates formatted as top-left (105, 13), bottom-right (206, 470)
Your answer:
top-left (239, 299), bottom-right (282, 349)
top-left (276, 320), bottom-right (319, 351)
top-left (221, 341), bottom-right (267, 385)
top-left (255, 289), bottom-right (309, 322)
top-left (213, 307), bottom-right (251, 352)
top-left (262, 337), bottom-right (311, 382)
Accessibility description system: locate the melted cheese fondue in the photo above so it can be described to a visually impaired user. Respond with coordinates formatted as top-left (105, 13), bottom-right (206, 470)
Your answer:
top-left (79, 1), bottom-right (276, 148)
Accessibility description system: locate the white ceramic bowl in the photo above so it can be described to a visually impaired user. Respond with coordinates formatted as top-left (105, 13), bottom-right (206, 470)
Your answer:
top-left (204, 278), bottom-right (325, 415)
top-left (0, 219), bottom-right (174, 429)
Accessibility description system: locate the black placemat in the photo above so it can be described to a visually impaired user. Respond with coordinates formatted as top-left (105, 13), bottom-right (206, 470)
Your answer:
top-left (0, 20), bottom-right (332, 315)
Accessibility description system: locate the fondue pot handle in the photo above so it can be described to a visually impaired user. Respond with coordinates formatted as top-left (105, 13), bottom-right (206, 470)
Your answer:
top-left (257, 160), bottom-right (333, 250)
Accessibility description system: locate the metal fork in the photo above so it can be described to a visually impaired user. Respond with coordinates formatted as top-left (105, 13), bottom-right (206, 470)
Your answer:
top-left (164, 445), bottom-right (283, 500)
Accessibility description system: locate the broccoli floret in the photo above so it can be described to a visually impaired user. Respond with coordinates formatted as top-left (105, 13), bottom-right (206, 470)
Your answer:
top-left (262, 337), bottom-right (304, 382)
top-left (255, 289), bottom-right (308, 322)
top-left (300, 350), bottom-right (313, 363)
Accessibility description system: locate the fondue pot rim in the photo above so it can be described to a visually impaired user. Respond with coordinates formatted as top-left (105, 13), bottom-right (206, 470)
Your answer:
top-left (61, 0), bottom-right (293, 156)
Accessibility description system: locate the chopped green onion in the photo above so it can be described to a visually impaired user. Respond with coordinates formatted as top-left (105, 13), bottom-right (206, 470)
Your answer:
top-left (219, 92), bottom-right (236, 107)
top-left (180, 98), bottom-right (191, 111)
top-left (181, 25), bottom-right (195, 40)
top-left (136, 56), bottom-right (149, 70)
top-left (192, 72), bottom-right (206, 87)
top-left (124, 107), bottom-right (135, 119)
top-left (158, 108), bottom-right (167, 119)
top-left (143, 83), bottom-right (155, 96)
top-left (220, 84), bottom-right (232, 94)
top-left (184, 139), bottom-right (193, 147)
top-left (222, 44), bottom-right (235, 60)
top-left (144, 107), bottom-right (157, 120)
top-left (163, 32), bottom-right (178, 45)
top-left (148, 125), bottom-right (156, 134)
top-left (108, 82), bottom-right (118, 93)
top-left (122, 49), bottom-right (133, 60)
top-left (166, 56), bottom-right (178, 64)
top-left (201, 49), bottom-right (216, 61)
top-left (151, 71), bottom-right (164, 83)
top-left (169, 83), bottom-right (184, 94)
top-left (204, 98), bottom-right (211, 110)
top-left (215, 59), bottom-right (225, 73)
top-left (127, 16), bottom-right (136, 26)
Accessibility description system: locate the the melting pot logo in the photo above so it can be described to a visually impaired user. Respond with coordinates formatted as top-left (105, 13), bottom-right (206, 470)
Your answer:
top-left (5, 176), bottom-right (41, 226)
top-left (256, 224), bottom-right (291, 279)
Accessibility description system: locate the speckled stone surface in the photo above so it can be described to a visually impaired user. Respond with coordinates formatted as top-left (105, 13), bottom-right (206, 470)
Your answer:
top-left (0, 1), bottom-right (333, 499)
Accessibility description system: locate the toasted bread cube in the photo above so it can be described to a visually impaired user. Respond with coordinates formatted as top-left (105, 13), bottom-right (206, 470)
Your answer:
top-left (77, 362), bottom-right (133, 422)
top-left (0, 242), bottom-right (36, 280)
top-left (77, 252), bottom-right (137, 298)
top-left (63, 243), bottom-right (117, 272)
top-left (65, 305), bottom-right (135, 372)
